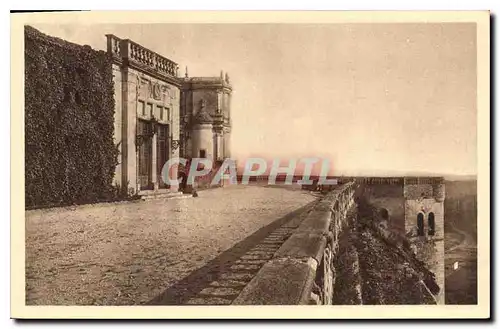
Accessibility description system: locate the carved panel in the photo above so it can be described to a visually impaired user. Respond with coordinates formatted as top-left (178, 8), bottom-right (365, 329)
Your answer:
top-left (135, 74), bottom-right (176, 105)
top-left (137, 76), bottom-right (149, 100)
top-left (148, 81), bottom-right (174, 105)
top-left (152, 83), bottom-right (162, 100)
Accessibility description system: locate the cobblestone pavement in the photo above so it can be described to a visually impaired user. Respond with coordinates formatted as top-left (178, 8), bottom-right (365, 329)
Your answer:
top-left (25, 185), bottom-right (318, 305)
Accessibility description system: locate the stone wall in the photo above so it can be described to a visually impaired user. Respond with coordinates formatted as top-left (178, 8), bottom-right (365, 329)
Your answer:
top-left (363, 184), bottom-right (405, 234)
top-left (361, 180), bottom-right (446, 304)
top-left (190, 123), bottom-right (214, 159)
top-left (111, 63), bottom-right (123, 189)
top-left (230, 180), bottom-right (445, 305)
top-left (356, 196), bottom-right (441, 303)
top-left (404, 199), bottom-right (444, 238)
top-left (404, 184), bottom-right (434, 199)
top-left (233, 182), bottom-right (356, 305)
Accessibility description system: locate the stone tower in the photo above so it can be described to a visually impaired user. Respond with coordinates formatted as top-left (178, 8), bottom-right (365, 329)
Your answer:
top-left (403, 177), bottom-right (445, 303)
top-left (180, 70), bottom-right (232, 161)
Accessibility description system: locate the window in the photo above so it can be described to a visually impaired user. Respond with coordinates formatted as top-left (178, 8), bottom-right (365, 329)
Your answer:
top-left (138, 101), bottom-right (145, 116)
top-left (158, 106), bottom-right (163, 120)
top-left (63, 86), bottom-right (72, 102)
top-left (428, 212), bottom-right (435, 236)
top-left (147, 103), bottom-right (153, 117)
top-left (165, 107), bottom-right (170, 121)
top-left (199, 149), bottom-right (206, 158)
top-left (417, 213), bottom-right (425, 236)
top-left (75, 91), bottom-right (82, 105)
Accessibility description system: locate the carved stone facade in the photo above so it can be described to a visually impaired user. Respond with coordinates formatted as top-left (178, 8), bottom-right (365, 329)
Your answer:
top-left (106, 35), bottom-right (234, 195)
top-left (107, 35), bottom-right (181, 195)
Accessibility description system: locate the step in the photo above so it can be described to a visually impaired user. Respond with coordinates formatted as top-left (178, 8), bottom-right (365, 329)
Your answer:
top-left (139, 189), bottom-right (178, 196)
top-left (140, 191), bottom-right (192, 201)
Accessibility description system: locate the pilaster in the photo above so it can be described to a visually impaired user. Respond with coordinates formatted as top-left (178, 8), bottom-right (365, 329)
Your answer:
top-left (152, 133), bottom-right (158, 191)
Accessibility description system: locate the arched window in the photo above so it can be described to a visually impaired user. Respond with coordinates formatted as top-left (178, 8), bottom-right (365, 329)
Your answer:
top-left (428, 212), bottom-right (435, 236)
top-left (417, 213), bottom-right (425, 236)
top-left (380, 208), bottom-right (389, 220)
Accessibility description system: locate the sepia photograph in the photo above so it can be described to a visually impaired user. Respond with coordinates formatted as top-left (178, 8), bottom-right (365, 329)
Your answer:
top-left (10, 10), bottom-right (490, 319)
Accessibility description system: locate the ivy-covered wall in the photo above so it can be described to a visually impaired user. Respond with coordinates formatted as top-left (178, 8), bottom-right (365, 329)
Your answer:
top-left (25, 26), bottom-right (118, 208)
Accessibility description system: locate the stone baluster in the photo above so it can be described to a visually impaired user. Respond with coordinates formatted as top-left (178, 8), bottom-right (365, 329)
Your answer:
top-left (156, 56), bottom-right (161, 71)
top-left (159, 57), bottom-right (165, 72)
top-left (136, 46), bottom-right (142, 62)
top-left (130, 43), bottom-right (136, 60)
top-left (112, 38), bottom-right (120, 56)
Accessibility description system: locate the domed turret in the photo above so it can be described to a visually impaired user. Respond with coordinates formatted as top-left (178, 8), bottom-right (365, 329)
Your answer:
top-left (193, 107), bottom-right (213, 124)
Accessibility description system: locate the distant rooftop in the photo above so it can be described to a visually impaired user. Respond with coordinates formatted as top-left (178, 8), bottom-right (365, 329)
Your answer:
top-left (182, 70), bottom-right (232, 89)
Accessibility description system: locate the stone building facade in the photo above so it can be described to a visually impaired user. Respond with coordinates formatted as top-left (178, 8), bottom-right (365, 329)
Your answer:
top-left (403, 177), bottom-right (445, 304)
top-left (361, 177), bottom-right (446, 303)
top-left (106, 35), bottom-right (232, 195)
top-left (180, 71), bottom-right (233, 161)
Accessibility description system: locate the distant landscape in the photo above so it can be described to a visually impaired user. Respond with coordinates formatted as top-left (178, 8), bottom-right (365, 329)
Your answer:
top-left (444, 179), bottom-right (478, 304)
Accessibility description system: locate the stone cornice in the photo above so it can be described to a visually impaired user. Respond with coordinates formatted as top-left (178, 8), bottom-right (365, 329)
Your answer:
top-left (182, 84), bottom-right (233, 93)
top-left (123, 59), bottom-right (182, 88)
top-left (181, 77), bottom-right (233, 92)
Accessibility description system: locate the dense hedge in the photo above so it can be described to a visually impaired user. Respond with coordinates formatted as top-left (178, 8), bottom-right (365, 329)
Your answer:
top-left (25, 26), bottom-right (118, 208)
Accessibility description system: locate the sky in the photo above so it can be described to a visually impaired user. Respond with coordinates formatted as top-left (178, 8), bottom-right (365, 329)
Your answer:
top-left (31, 23), bottom-right (477, 176)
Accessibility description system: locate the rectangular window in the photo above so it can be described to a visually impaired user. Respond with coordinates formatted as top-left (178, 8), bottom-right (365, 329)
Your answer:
top-left (147, 103), bottom-right (153, 117)
top-left (165, 107), bottom-right (170, 121)
top-left (157, 106), bottom-right (163, 120)
top-left (138, 100), bottom-right (145, 116)
top-left (199, 149), bottom-right (206, 158)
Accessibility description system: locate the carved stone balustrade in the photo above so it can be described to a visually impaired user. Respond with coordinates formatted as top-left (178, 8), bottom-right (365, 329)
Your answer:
top-left (106, 34), bottom-right (179, 81)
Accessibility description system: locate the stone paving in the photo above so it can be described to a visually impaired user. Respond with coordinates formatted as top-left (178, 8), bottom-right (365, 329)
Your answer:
top-left (182, 206), bottom-right (315, 305)
top-left (25, 184), bottom-right (318, 305)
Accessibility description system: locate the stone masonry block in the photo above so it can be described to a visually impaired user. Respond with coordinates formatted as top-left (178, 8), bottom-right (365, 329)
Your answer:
top-left (282, 213), bottom-right (309, 229)
top-left (274, 232), bottom-right (327, 263)
top-left (295, 210), bottom-right (332, 234)
top-left (314, 200), bottom-right (333, 212)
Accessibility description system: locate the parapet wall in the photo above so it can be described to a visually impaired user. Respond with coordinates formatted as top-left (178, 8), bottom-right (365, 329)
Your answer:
top-left (233, 182), bottom-right (356, 305)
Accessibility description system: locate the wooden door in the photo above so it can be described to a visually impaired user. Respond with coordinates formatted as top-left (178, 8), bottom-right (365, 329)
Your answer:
top-left (138, 120), bottom-right (153, 190)
top-left (157, 124), bottom-right (169, 188)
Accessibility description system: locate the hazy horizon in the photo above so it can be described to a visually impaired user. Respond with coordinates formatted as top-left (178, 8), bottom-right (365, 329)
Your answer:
top-left (29, 23), bottom-right (478, 176)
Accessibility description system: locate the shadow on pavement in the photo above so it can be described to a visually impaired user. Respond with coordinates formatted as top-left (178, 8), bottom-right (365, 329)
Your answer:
top-left (147, 199), bottom-right (318, 305)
